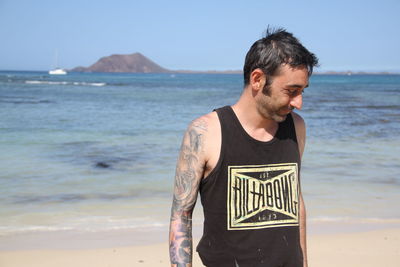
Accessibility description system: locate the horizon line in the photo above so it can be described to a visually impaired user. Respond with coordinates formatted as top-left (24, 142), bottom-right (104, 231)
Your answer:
top-left (1, 69), bottom-right (400, 75)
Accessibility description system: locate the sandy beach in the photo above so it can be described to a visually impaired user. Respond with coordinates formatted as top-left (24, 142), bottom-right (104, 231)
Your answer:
top-left (1, 225), bottom-right (399, 267)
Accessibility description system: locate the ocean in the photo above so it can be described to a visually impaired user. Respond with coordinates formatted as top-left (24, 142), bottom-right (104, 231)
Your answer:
top-left (0, 71), bottom-right (399, 241)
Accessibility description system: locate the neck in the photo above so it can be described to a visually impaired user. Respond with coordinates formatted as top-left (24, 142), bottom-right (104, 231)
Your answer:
top-left (232, 90), bottom-right (278, 141)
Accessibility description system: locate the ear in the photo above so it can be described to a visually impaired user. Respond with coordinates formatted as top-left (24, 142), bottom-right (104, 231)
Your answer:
top-left (250, 68), bottom-right (266, 92)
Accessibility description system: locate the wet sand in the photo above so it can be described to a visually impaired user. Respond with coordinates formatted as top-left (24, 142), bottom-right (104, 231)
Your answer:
top-left (1, 226), bottom-right (399, 267)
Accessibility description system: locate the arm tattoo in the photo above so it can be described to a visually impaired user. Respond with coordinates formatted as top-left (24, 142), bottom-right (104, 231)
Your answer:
top-left (169, 119), bottom-right (208, 266)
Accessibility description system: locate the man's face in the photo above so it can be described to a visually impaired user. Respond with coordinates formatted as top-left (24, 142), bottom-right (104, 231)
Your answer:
top-left (255, 64), bottom-right (309, 122)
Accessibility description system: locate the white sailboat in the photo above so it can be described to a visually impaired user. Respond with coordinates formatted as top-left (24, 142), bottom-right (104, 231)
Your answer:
top-left (49, 50), bottom-right (67, 75)
top-left (49, 68), bottom-right (67, 75)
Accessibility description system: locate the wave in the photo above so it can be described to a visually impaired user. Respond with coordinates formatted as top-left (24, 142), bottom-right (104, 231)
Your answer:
top-left (0, 218), bottom-right (167, 237)
top-left (309, 216), bottom-right (400, 224)
top-left (25, 80), bottom-right (106, 86)
top-left (11, 190), bottom-right (169, 205)
top-left (349, 104), bottom-right (400, 110)
top-left (0, 99), bottom-right (54, 104)
top-left (2, 216), bottom-right (399, 237)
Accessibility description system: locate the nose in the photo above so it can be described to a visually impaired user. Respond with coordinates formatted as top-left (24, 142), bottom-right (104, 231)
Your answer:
top-left (290, 94), bottom-right (303, 110)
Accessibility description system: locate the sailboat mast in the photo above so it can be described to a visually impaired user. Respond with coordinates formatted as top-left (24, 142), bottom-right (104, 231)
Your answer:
top-left (54, 49), bottom-right (59, 69)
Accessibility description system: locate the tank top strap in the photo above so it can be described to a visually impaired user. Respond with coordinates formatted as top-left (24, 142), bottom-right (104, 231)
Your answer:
top-left (214, 105), bottom-right (236, 150)
top-left (214, 105), bottom-right (236, 133)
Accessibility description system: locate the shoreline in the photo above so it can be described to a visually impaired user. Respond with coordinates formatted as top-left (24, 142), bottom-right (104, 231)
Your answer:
top-left (1, 219), bottom-right (400, 251)
top-left (1, 221), bottom-right (400, 267)
top-left (0, 225), bottom-right (399, 267)
top-left (2, 219), bottom-right (400, 250)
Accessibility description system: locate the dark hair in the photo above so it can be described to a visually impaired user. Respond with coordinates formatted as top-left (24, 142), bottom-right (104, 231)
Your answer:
top-left (243, 27), bottom-right (319, 86)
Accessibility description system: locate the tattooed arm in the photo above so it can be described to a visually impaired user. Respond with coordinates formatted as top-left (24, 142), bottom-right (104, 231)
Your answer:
top-left (169, 117), bottom-right (209, 267)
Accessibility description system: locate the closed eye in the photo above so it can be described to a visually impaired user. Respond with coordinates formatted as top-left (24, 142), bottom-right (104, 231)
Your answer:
top-left (286, 89), bottom-right (303, 96)
top-left (285, 83), bottom-right (308, 96)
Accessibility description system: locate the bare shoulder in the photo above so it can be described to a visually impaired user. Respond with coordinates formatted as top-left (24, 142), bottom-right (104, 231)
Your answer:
top-left (188, 111), bottom-right (220, 140)
top-left (291, 111), bottom-right (306, 156)
top-left (183, 111), bottom-right (219, 153)
top-left (189, 111), bottom-right (218, 130)
top-left (188, 111), bottom-right (221, 177)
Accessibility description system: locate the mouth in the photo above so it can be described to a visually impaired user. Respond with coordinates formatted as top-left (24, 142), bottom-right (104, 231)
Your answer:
top-left (278, 108), bottom-right (292, 116)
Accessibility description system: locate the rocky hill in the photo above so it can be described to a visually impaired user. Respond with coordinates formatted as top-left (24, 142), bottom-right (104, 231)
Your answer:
top-left (71, 53), bottom-right (170, 73)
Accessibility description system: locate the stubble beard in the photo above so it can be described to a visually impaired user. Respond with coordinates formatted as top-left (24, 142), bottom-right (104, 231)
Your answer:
top-left (256, 95), bottom-right (288, 123)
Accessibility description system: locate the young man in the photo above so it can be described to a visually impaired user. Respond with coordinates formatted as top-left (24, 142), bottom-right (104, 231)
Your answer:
top-left (169, 28), bottom-right (319, 267)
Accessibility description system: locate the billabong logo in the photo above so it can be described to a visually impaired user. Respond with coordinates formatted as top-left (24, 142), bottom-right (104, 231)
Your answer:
top-left (227, 163), bottom-right (299, 230)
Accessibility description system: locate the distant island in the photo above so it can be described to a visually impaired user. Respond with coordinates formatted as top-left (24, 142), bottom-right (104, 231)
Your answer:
top-left (314, 70), bottom-right (400, 75)
top-left (71, 53), bottom-right (169, 73)
top-left (69, 52), bottom-right (398, 75)
top-left (70, 52), bottom-right (242, 74)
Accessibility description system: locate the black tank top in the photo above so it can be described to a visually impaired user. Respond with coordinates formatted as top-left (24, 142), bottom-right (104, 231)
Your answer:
top-left (197, 106), bottom-right (303, 267)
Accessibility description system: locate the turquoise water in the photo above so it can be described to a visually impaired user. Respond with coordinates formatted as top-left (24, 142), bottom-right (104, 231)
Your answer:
top-left (0, 71), bottom-right (399, 237)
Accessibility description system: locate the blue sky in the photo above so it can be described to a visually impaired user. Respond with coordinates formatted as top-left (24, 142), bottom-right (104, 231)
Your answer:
top-left (1, 0), bottom-right (399, 72)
